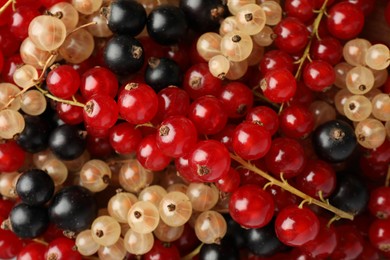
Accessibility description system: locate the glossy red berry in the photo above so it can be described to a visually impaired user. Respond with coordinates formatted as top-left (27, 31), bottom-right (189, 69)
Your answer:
top-left (303, 60), bottom-right (335, 91)
top-left (218, 82), bottom-right (254, 118)
top-left (229, 184), bottom-right (275, 229)
top-left (294, 160), bottom-right (336, 199)
top-left (109, 122), bottom-right (142, 155)
top-left (216, 167), bottom-right (241, 193)
top-left (331, 225), bottom-right (364, 260)
top-left (188, 96), bottom-right (228, 135)
top-left (154, 86), bottom-right (190, 123)
top-left (137, 135), bottom-right (171, 171)
top-left (143, 240), bottom-right (181, 260)
top-left (310, 37), bottom-right (343, 66)
top-left (285, 0), bottom-right (315, 23)
top-left (279, 104), bottom-right (315, 139)
top-left (47, 65), bottom-right (80, 99)
top-left (0, 141), bottom-right (26, 172)
top-left (232, 122), bottom-right (271, 161)
top-left (259, 50), bottom-right (295, 76)
top-left (246, 106), bottom-right (279, 136)
top-left (56, 95), bottom-right (85, 125)
top-left (9, 7), bottom-right (40, 40)
top-left (265, 137), bottom-right (306, 179)
top-left (289, 81), bottom-right (315, 107)
top-left (45, 237), bottom-right (81, 260)
top-left (175, 153), bottom-right (203, 183)
top-left (156, 115), bottom-right (198, 158)
top-left (83, 94), bottom-right (118, 130)
top-left (369, 219), bottom-right (390, 254)
top-left (369, 187), bottom-right (390, 219)
top-left (326, 2), bottom-right (364, 40)
top-left (118, 83), bottom-right (159, 125)
top-left (183, 63), bottom-right (222, 100)
top-left (17, 242), bottom-right (47, 260)
top-left (188, 140), bottom-right (231, 182)
top-left (0, 228), bottom-right (23, 259)
top-left (265, 185), bottom-right (298, 213)
top-left (1, 54), bottom-right (23, 84)
top-left (273, 17), bottom-right (310, 54)
top-left (80, 67), bottom-right (118, 99)
top-left (0, 199), bottom-right (14, 218)
top-left (261, 68), bottom-right (297, 103)
top-left (210, 124), bottom-right (236, 153)
top-left (275, 206), bottom-right (320, 247)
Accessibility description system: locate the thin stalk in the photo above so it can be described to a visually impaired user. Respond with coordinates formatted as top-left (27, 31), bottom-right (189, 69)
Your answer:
top-left (0, 0), bottom-right (13, 15)
top-left (385, 165), bottom-right (390, 187)
top-left (230, 153), bottom-right (354, 220)
top-left (182, 243), bottom-right (203, 260)
top-left (35, 85), bottom-right (85, 108)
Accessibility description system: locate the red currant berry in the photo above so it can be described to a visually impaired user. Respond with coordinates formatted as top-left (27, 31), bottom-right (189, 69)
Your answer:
top-left (183, 63), bottom-right (222, 100)
top-left (331, 225), bottom-right (364, 259)
top-left (156, 116), bottom-right (198, 158)
top-left (0, 141), bottom-right (26, 172)
top-left (80, 67), bottom-right (118, 99)
top-left (45, 237), bottom-right (81, 260)
top-left (118, 83), bottom-right (158, 125)
top-left (346, 0), bottom-right (376, 16)
top-left (300, 218), bottom-right (337, 259)
top-left (171, 223), bottom-right (201, 256)
top-left (310, 37), bottom-right (343, 66)
top-left (143, 239), bottom-right (181, 260)
top-left (246, 106), bottom-right (279, 136)
top-left (0, 0), bottom-right (13, 26)
top-left (260, 68), bottom-right (297, 103)
top-left (86, 135), bottom-right (113, 158)
top-left (275, 206), bottom-right (320, 247)
top-left (137, 135), bottom-right (171, 171)
top-left (229, 184), bottom-right (275, 229)
top-left (109, 122), bottom-right (142, 155)
top-left (326, 2), bottom-right (364, 40)
top-left (238, 167), bottom-right (268, 188)
top-left (363, 139), bottom-right (390, 166)
top-left (216, 167), bottom-right (241, 193)
top-left (0, 228), bottom-right (23, 259)
top-left (274, 17), bottom-right (310, 54)
top-left (210, 124), bottom-right (236, 153)
top-left (279, 104), bottom-right (315, 139)
top-left (266, 185), bottom-right (299, 213)
top-left (39, 0), bottom-right (69, 8)
top-left (175, 153), bottom-right (203, 182)
top-left (294, 160), bottom-right (336, 199)
top-left (9, 7), bottom-right (40, 40)
top-left (289, 81), bottom-right (315, 107)
top-left (83, 94), bottom-right (118, 130)
top-left (1, 54), bottom-right (23, 84)
top-left (265, 137), bottom-right (306, 179)
top-left (369, 187), bottom-right (390, 219)
top-left (188, 140), bottom-right (231, 182)
top-left (188, 96), bottom-right (228, 135)
top-left (17, 242), bottom-right (47, 260)
top-left (369, 219), bottom-right (390, 253)
top-left (219, 82), bottom-right (254, 118)
top-left (303, 60), bottom-right (335, 91)
top-left (47, 65), bottom-right (80, 99)
top-left (232, 122), bottom-right (271, 161)
top-left (56, 95), bottom-right (85, 125)
top-left (0, 199), bottom-right (14, 218)
top-left (154, 86), bottom-right (190, 123)
top-left (285, 0), bottom-right (315, 23)
top-left (259, 50), bottom-right (295, 76)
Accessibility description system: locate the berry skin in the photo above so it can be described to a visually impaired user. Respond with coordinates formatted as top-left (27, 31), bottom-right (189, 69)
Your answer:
top-left (246, 106), bottom-right (279, 136)
top-left (118, 83), bottom-right (158, 125)
top-left (232, 122), bottom-right (271, 161)
top-left (275, 206), bottom-right (320, 247)
top-left (229, 185), bottom-right (274, 229)
top-left (109, 122), bottom-right (142, 155)
top-left (218, 82), bottom-right (254, 118)
top-left (83, 95), bottom-right (118, 130)
top-left (369, 219), bottom-right (390, 253)
top-left (273, 17), bottom-right (310, 54)
top-left (0, 141), bottom-right (26, 172)
top-left (45, 237), bottom-right (82, 260)
top-left (17, 242), bottom-right (47, 260)
top-left (260, 68), bottom-right (297, 103)
top-left (80, 67), bottom-right (118, 99)
top-left (303, 60), bottom-right (336, 91)
top-left (0, 227), bottom-right (23, 259)
top-left (137, 135), bottom-right (171, 171)
top-left (46, 65), bottom-right (80, 99)
top-left (279, 104), bottom-right (315, 139)
top-left (369, 187), bottom-right (390, 219)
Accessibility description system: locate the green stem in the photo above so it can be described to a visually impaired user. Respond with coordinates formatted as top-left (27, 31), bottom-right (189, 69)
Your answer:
top-left (35, 85), bottom-right (85, 108)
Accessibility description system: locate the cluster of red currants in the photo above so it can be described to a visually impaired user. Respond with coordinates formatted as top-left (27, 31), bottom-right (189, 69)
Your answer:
top-left (0, 0), bottom-right (389, 259)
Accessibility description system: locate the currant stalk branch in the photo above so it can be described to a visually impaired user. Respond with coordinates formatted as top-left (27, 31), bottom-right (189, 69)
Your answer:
top-left (230, 153), bottom-right (354, 220)
top-left (294, 0), bottom-right (329, 80)
top-left (385, 165), bottom-right (390, 187)
top-left (35, 85), bottom-right (85, 108)
top-left (0, 0), bottom-right (14, 15)
top-left (182, 243), bottom-right (203, 260)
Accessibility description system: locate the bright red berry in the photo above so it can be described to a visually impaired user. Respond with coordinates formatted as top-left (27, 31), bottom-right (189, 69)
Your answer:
top-left (369, 187), bottom-right (390, 219)
top-left (218, 82), bottom-right (254, 118)
top-left (273, 17), bottom-right (310, 54)
top-left (261, 68), bottom-right (297, 103)
top-left (279, 104), bottom-right (315, 139)
top-left (83, 94), bottom-right (118, 130)
top-left (47, 65), bottom-right (80, 99)
top-left (45, 237), bottom-right (81, 260)
top-left (109, 122), bottom-right (142, 155)
top-left (303, 60), bottom-right (335, 91)
top-left (246, 106), bottom-right (279, 136)
top-left (0, 141), bottom-right (26, 172)
top-left (137, 135), bottom-right (171, 171)
top-left (80, 67), bottom-right (118, 99)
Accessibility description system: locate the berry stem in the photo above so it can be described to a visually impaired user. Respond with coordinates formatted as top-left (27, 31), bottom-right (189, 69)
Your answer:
top-left (252, 88), bottom-right (281, 110)
top-left (0, 0), bottom-right (14, 15)
top-left (294, 0), bottom-right (329, 79)
top-left (385, 165), bottom-right (390, 187)
top-left (182, 243), bottom-right (203, 260)
top-left (230, 153), bottom-right (354, 220)
top-left (35, 85), bottom-right (85, 108)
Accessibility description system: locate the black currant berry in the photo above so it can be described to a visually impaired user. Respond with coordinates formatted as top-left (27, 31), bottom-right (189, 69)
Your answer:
top-left (106, 0), bottom-right (147, 36)
top-left (49, 124), bottom-right (86, 160)
top-left (16, 169), bottom-right (54, 206)
top-left (48, 186), bottom-right (97, 232)
top-left (16, 115), bottom-right (50, 153)
top-left (146, 5), bottom-right (188, 45)
top-left (224, 215), bottom-right (246, 249)
top-left (180, 0), bottom-right (227, 32)
top-left (244, 220), bottom-right (285, 256)
top-left (10, 203), bottom-right (49, 238)
top-left (104, 35), bottom-right (144, 75)
top-left (145, 57), bottom-right (182, 92)
top-left (199, 238), bottom-right (240, 260)
top-left (312, 120), bottom-right (357, 162)
top-left (330, 173), bottom-right (369, 215)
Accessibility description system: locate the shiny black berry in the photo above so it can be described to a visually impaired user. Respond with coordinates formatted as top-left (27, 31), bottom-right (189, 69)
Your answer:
top-left (180, 0), bottom-right (227, 32)
top-left (330, 173), bottom-right (369, 215)
top-left (10, 203), bottom-right (49, 238)
top-left (199, 238), bottom-right (240, 260)
top-left (49, 124), bottom-right (86, 160)
top-left (244, 220), bottom-right (285, 256)
top-left (145, 57), bottom-right (182, 92)
top-left (107, 0), bottom-right (146, 36)
top-left (146, 5), bottom-right (187, 45)
top-left (312, 120), bottom-right (357, 162)
top-left (104, 35), bottom-right (144, 75)
top-left (48, 186), bottom-right (97, 232)
top-left (16, 115), bottom-right (50, 153)
top-left (16, 169), bottom-right (54, 206)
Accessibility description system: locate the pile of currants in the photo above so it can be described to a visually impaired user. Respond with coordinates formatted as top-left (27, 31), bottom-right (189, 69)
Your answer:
top-left (0, 0), bottom-right (389, 259)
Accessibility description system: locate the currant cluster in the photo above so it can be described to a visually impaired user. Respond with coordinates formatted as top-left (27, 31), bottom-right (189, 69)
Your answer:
top-left (0, 0), bottom-right (389, 259)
